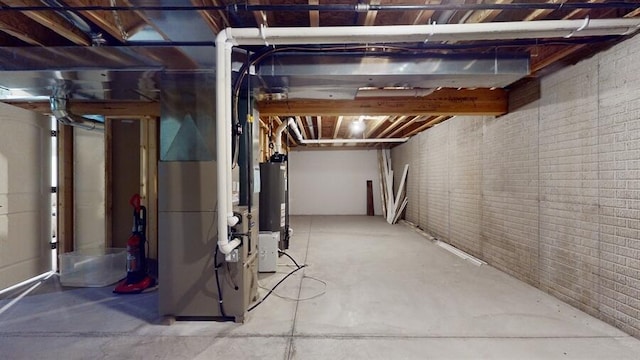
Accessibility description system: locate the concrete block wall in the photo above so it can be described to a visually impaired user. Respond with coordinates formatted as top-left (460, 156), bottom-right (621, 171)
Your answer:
top-left (597, 36), bottom-right (640, 336)
top-left (425, 124), bottom-right (450, 241)
top-left (449, 117), bottom-right (483, 256)
top-left (482, 103), bottom-right (540, 287)
top-left (391, 34), bottom-right (640, 338)
top-left (538, 57), bottom-right (601, 316)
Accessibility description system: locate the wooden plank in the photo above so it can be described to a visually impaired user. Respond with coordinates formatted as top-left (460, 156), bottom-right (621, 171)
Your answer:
top-left (309, 0), bottom-right (319, 27)
top-left (5, 100), bottom-right (161, 117)
top-left (193, 0), bottom-right (229, 33)
top-left (257, 88), bottom-right (507, 116)
top-left (59, 0), bottom-right (145, 42)
top-left (141, 116), bottom-right (159, 260)
top-left (465, 0), bottom-right (512, 23)
top-left (405, 115), bottom-right (448, 137)
top-left (508, 77), bottom-right (541, 112)
top-left (57, 124), bottom-right (74, 253)
top-left (0, 10), bottom-right (67, 46)
top-left (105, 119), bottom-right (113, 248)
top-left (397, 0), bottom-right (438, 25)
top-left (332, 116), bottom-right (343, 139)
top-left (3, 0), bottom-right (91, 45)
top-left (296, 116), bottom-right (309, 139)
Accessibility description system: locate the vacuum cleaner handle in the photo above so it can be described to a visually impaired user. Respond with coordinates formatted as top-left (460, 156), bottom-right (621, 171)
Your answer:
top-left (130, 193), bottom-right (141, 212)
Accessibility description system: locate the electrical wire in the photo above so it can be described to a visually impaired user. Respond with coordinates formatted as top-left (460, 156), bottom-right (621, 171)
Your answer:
top-left (247, 265), bottom-right (307, 312)
top-left (213, 246), bottom-right (227, 317)
top-left (278, 249), bottom-right (301, 268)
top-left (258, 275), bottom-right (327, 302)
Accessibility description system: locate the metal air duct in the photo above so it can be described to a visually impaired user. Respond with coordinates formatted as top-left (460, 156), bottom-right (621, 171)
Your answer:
top-left (50, 96), bottom-right (104, 131)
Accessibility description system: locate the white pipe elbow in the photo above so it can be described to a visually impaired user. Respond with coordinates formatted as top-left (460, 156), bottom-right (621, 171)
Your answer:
top-left (218, 238), bottom-right (241, 255)
top-left (227, 215), bottom-right (239, 227)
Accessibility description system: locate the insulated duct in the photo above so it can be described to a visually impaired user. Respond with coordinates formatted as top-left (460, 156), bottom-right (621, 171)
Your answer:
top-left (50, 96), bottom-right (104, 131)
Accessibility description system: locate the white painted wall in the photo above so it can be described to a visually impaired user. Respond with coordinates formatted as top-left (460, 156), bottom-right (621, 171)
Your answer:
top-left (289, 150), bottom-right (382, 215)
top-left (74, 128), bottom-right (105, 250)
top-left (0, 103), bottom-right (51, 289)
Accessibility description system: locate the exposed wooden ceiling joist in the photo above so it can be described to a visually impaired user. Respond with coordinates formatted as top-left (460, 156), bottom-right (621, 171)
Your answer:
top-left (194, 0), bottom-right (230, 33)
top-left (63, 0), bottom-right (145, 42)
top-left (257, 88), bottom-right (507, 116)
top-left (363, 0), bottom-right (381, 26)
top-left (309, 0), bottom-right (319, 27)
top-left (405, 115), bottom-right (449, 137)
top-left (5, 100), bottom-right (160, 117)
top-left (2, 0), bottom-right (91, 45)
top-left (523, 0), bottom-right (565, 22)
top-left (0, 10), bottom-right (67, 46)
top-left (401, 1), bottom-right (438, 25)
top-left (464, 0), bottom-right (512, 24)
top-left (332, 116), bottom-right (343, 139)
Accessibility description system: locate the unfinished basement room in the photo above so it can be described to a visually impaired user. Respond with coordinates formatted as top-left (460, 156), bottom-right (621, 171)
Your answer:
top-left (1, 1), bottom-right (640, 359)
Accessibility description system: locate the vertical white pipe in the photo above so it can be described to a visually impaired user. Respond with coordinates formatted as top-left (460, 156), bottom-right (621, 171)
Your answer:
top-left (224, 42), bottom-right (235, 222)
top-left (215, 30), bottom-right (240, 255)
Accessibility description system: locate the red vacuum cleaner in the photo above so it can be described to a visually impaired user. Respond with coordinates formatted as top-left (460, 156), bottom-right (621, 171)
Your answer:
top-left (114, 194), bottom-right (156, 294)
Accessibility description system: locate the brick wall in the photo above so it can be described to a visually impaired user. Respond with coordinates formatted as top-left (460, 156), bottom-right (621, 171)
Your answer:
top-left (538, 57), bottom-right (600, 317)
top-left (482, 103), bottom-right (540, 287)
top-left (597, 37), bottom-right (640, 336)
top-left (449, 116), bottom-right (483, 256)
top-left (391, 34), bottom-right (640, 338)
top-left (425, 122), bottom-right (450, 241)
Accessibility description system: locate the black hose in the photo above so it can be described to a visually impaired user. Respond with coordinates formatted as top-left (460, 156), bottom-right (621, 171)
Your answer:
top-left (213, 246), bottom-right (226, 317)
top-left (278, 250), bottom-right (301, 268)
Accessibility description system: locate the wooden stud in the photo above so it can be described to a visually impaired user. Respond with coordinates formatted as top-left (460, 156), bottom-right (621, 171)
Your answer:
top-left (57, 124), bottom-right (74, 253)
top-left (105, 119), bottom-right (113, 248)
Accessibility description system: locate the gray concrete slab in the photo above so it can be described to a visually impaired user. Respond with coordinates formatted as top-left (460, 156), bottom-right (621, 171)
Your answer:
top-left (1, 215), bottom-right (639, 360)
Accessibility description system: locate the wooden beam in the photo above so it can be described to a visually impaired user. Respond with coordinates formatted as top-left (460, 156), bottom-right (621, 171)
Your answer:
top-left (105, 119), bottom-right (113, 248)
top-left (192, 0), bottom-right (230, 34)
top-left (57, 124), bottom-right (74, 253)
top-left (0, 10), bottom-right (67, 46)
top-left (400, 1), bottom-right (437, 25)
top-left (508, 78), bottom-right (541, 112)
top-left (465, 0), bottom-right (512, 23)
top-left (406, 116), bottom-right (449, 137)
top-left (5, 100), bottom-right (160, 117)
top-left (523, 0), bottom-right (564, 21)
top-left (64, 0), bottom-right (145, 42)
top-left (309, 0), bottom-right (319, 27)
top-left (2, 0), bottom-right (91, 45)
top-left (296, 116), bottom-right (309, 139)
top-left (365, 117), bottom-right (390, 138)
top-left (332, 116), bottom-right (343, 139)
top-left (257, 88), bottom-right (507, 116)
top-left (374, 116), bottom-right (409, 139)
top-left (363, 0), bottom-right (381, 26)
top-left (388, 116), bottom-right (420, 138)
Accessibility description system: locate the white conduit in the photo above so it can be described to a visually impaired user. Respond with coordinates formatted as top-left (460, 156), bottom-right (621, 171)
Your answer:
top-left (302, 138), bottom-right (409, 144)
top-left (215, 18), bottom-right (640, 255)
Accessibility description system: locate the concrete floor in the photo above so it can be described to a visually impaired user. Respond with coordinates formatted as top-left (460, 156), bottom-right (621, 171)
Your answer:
top-left (1, 215), bottom-right (640, 359)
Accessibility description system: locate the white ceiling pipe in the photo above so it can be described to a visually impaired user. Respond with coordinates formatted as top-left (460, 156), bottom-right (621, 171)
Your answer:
top-left (215, 18), bottom-right (639, 257)
top-left (274, 117), bottom-right (304, 153)
top-left (288, 118), bottom-right (304, 143)
top-left (224, 19), bottom-right (639, 46)
top-left (301, 138), bottom-right (409, 144)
